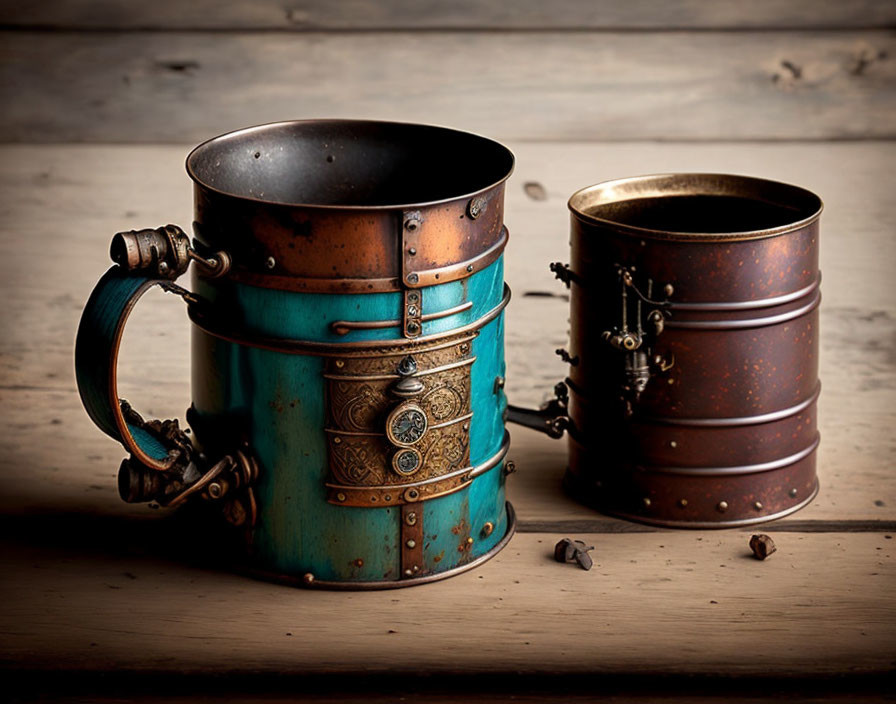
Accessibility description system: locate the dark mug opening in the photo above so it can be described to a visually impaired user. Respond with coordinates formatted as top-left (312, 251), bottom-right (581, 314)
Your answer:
top-left (186, 120), bottom-right (514, 209)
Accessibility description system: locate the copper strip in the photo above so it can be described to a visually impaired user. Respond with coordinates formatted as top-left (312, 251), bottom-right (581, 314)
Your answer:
top-left (400, 503), bottom-right (425, 579)
top-left (639, 383), bottom-right (821, 427)
top-left (325, 412), bottom-right (473, 437)
top-left (188, 284), bottom-right (510, 356)
top-left (405, 226), bottom-right (508, 289)
top-left (665, 290), bottom-right (820, 330)
top-left (246, 503), bottom-right (516, 590)
top-left (330, 300), bottom-right (473, 336)
top-left (667, 274), bottom-right (821, 312)
top-left (322, 356), bottom-right (475, 382)
top-left (634, 434), bottom-right (820, 477)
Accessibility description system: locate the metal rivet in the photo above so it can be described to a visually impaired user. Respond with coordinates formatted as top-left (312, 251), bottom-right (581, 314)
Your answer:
top-left (642, 497), bottom-right (652, 508)
top-left (384, 495), bottom-right (391, 502)
top-left (407, 273), bottom-right (419, 285)
top-left (333, 437), bottom-right (341, 444)
top-left (466, 537), bottom-right (474, 545)
top-left (468, 196), bottom-right (487, 219)
top-left (336, 492), bottom-right (346, 502)
top-left (667, 378), bottom-right (675, 385)
top-left (407, 305), bottom-right (418, 316)
top-left (406, 539), bottom-right (416, 549)
top-left (664, 283), bottom-right (674, 297)
top-left (789, 488), bottom-right (798, 498)
top-left (412, 565), bottom-right (419, 573)
top-left (354, 558), bottom-right (363, 567)
top-left (370, 496), bottom-right (378, 502)
top-left (405, 512), bottom-right (417, 526)
top-left (408, 292), bottom-right (419, 302)
top-left (459, 343), bottom-right (469, 353)
top-left (405, 488), bottom-right (419, 501)
top-left (408, 247), bottom-right (417, 255)
top-left (335, 360), bottom-right (344, 368)
top-left (208, 482), bottom-right (223, 499)
top-left (265, 256), bottom-right (276, 269)
top-left (717, 501), bottom-right (729, 512)
top-left (503, 460), bottom-right (516, 476)
top-left (466, 264), bottom-right (474, 272)
top-left (670, 440), bottom-right (678, 448)
top-left (406, 321), bottom-right (420, 334)
top-left (462, 423), bottom-right (469, 432)
top-left (493, 376), bottom-right (505, 393)
top-left (482, 522), bottom-right (494, 537)
top-left (754, 501), bottom-right (763, 510)
top-left (404, 218), bottom-right (419, 231)
top-left (157, 261), bottom-right (170, 276)
top-left (678, 499), bottom-right (688, 508)
top-left (404, 569), bottom-right (413, 577)
top-left (302, 573), bottom-right (315, 585)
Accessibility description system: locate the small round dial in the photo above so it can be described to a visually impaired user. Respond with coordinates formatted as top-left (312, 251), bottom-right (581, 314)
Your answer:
top-left (386, 403), bottom-right (428, 447)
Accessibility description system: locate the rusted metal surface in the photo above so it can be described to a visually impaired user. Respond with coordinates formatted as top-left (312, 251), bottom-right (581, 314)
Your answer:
top-left (560, 173), bottom-right (823, 528)
top-left (187, 120), bottom-right (513, 294)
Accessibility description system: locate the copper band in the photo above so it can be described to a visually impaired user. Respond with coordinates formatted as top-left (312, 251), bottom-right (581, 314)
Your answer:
top-left (330, 300), bottom-right (473, 336)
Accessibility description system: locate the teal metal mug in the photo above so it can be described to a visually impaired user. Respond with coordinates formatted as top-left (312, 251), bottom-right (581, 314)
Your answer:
top-left (75, 120), bottom-right (516, 588)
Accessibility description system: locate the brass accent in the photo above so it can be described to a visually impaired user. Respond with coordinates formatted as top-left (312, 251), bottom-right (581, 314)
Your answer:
top-left (503, 460), bottom-right (516, 476)
top-left (481, 521), bottom-right (494, 537)
top-left (670, 441), bottom-right (678, 448)
top-left (401, 503), bottom-right (424, 579)
top-left (392, 447), bottom-right (423, 477)
top-left (329, 300), bottom-right (472, 337)
top-left (468, 196), bottom-right (488, 219)
top-left (404, 226), bottom-right (509, 289)
top-left (405, 511), bottom-right (417, 526)
top-left (642, 497), bottom-right (652, 508)
top-left (303, 573), bottom-right (315, 585)
top-left (754, 501), bottom-right (764, 510)
top-left (678, 499), bottom-right (688, 507)
top-left (717, 501), bottom-right (729, 512)
top-left (110, 224), bottom-right (230, 280)
top-left (385, 402), bottom-right (428, 447)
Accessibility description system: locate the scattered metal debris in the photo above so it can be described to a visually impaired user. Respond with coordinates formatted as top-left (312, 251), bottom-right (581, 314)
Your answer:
top-left (750, 534), bottom-right (777, 560)
top-left (554, 538), bottom-right (595, 571)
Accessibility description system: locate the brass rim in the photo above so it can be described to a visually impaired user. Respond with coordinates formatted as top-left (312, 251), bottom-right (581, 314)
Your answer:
top-left (568, 173), bottom-right (823, 242)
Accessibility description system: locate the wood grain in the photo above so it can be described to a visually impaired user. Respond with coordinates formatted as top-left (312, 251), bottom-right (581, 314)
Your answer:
top-left (0, 31), bottom-right (893, 142)
top-left (2, 0), bottom-right (895, 30)
top-left (1, 529), bottom-right (892, 676)
top-left (0, 142), bottom-right (892, 527)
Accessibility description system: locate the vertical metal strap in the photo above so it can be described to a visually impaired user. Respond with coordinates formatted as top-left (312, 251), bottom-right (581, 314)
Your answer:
top-left (401, 503), bottom-right (424, 578)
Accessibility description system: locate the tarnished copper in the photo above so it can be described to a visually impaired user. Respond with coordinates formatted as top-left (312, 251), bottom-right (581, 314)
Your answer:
top-left (186, 120), bottom-right (513, 294)
top-left (559, 173), bottom-right (823, 528)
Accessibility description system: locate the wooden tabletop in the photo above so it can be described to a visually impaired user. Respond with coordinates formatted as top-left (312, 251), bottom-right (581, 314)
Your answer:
top-left (0, 140), bottom-right (893, 701)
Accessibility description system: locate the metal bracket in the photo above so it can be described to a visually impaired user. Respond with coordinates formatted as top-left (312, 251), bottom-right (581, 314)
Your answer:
top-left (506, 382), bottom-right (570, 439)
top-left (110, 224), bottom-right (231, 279)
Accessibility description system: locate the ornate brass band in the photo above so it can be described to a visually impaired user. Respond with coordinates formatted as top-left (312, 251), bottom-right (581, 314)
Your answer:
top-left (323, 331), bottom-right (477, 507)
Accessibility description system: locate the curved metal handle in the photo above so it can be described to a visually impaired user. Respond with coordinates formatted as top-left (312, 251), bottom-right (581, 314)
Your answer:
top-left (75, 225), bottom-right (257, 524)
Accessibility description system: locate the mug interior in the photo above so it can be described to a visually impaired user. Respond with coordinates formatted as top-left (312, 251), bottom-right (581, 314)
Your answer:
top-left (569, 174), bottom-right (822, 237)
top-left (186, 120), bottom-right (514, 208)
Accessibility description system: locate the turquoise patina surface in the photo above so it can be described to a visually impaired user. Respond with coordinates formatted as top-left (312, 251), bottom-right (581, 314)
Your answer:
top-left (190, 259), bottom-right (509, 582)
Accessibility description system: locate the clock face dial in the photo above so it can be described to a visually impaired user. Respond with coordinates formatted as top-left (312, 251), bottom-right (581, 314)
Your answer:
top-left (387, 403), bottom-right (428, 447)
top-left (392, 447), bottom-right (422, 476)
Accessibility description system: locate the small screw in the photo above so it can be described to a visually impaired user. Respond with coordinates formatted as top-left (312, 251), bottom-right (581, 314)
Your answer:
top-left (462, 423), bottom-right (469, 432)
top-left (789, 488), bottom-right (798, 498)
top-left (406, 321), bottom-right (421, 335)
top-left (503, 460), bottom-right (516, 476)
top-left (664, 283), bottom-right (674, 297)
top-left (717, 500), bottom-right (729, 512)
top-left (407, 305), bottom-right (418, 316)
top-left (302, 573), bottom-right (315, 585)
top-left (405, 488), bottom-right (420, 501)
top-left (468, 196), bottom-right (487, 219)
top-left (208, 482), bottom-right (223, 499)
top-left (404, 215), bottom-right (421, 231)
top-left (265, 256), bottom-right (276, 269)
top-left (407, 273), bottom-right (419, 285)
top-left (642, 497), bottom-right (652, 508)
top-left (333, 437), bottom-right (341, 445)
top-left (754, 501), bottom-right (763, 510)
top-left (749, 534), bottom-right (777, 560)
top-left (408, 292), bottom-right (419, 303)
top-left (408, 247), bottom-right (417, 255)
top-left (404, 569), bottom-right (413, 577)
top-left (335, 360), bottom-right (344, 368)
top-left (481, 522), bottom-right (494, 537)
top-left (459, 343), bottom-right (469, 353)
top-left (678, 499), bottom-right (688, 508)
top-left (354, 558), bottom-right (364, 567)
top-left (405, 512), bottom-right (417, 526)
top-left (670, 440), bottom-right (678, 448)
top-left (493, 376), bottom-right (505, 393)
top-left (466, 264), bottom-right (474, 272)
top-left (406, 539), bottom-right (416, 549)
top-left (336, 492), bottom-right (346, 502)
top-left (157, 261), bottom-right (170, 276)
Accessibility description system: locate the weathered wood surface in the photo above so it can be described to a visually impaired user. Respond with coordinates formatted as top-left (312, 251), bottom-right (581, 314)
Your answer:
top-left (1, 31), bottom-right (893, 142)
top-left (2, 0), bottom-right (895, 30)
top-left (1, 529), bottom-right (893, 676)
top-left (1, 142), bottom-right (892, 527)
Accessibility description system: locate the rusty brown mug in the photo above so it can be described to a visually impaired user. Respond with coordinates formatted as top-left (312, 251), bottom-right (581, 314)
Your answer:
top-left (509, 173), bottom-right (823, 527)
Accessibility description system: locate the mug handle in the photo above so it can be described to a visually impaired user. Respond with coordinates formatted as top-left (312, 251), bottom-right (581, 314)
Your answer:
top-left (74, 225), bottom-right (257, 520)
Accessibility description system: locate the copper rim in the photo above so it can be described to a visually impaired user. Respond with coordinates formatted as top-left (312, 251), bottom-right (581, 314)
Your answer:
top-left (568, 173), bottom-right (823, 242)
top-left (244, 502), bottom-right (516, 590)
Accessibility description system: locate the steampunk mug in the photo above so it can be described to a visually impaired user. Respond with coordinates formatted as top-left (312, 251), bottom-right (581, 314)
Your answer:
top-left (76, 120), bottom-right (517, 587)
top-left (509, 174), bottom-right (822, 528)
